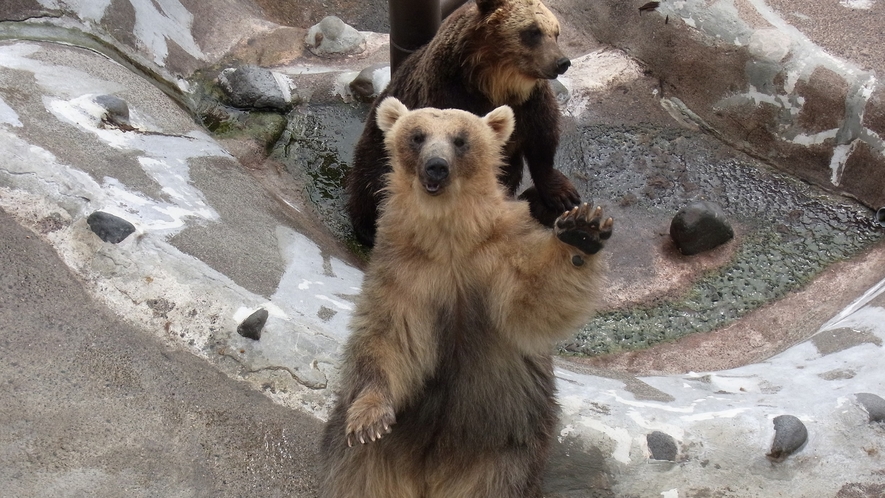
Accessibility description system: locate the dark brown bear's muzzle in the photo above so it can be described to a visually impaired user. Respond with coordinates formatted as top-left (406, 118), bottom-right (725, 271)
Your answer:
top-left (421, 157), bottom-right (450, 195)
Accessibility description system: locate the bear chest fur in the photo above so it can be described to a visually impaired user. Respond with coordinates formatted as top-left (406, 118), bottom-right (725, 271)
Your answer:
top-left (390, 286), bottom-right (558, 455)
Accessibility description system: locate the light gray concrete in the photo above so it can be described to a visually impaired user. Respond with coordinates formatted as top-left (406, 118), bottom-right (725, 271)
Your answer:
top-left (0, 208), bottom-right (323, 497)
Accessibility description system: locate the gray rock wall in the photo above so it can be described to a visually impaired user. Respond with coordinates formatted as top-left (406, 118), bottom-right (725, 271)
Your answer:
top-left (563, 0), bottom-right (885, 211)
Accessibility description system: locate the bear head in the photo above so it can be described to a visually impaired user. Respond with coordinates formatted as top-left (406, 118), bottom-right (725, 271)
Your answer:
top-left (468, 0), bottom-right (570, 104)
top-left (376, 97), bottom-right (515, 201)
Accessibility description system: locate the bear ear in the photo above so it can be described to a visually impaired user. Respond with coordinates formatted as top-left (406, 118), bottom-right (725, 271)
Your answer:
top-left (475, 0), bottom-right (507, 16)
top-left (483, 105), bottom-right (515, 145)
top-left (376, 97), bottom-right (410, 133)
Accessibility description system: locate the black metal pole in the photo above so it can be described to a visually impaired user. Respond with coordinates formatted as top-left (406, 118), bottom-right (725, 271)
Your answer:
top-left (441, 0), bottom-right (466, 19)
top-left (388, 0), bottom-right (467, 73)
top-left (389, 0), bottom-right (440, 73)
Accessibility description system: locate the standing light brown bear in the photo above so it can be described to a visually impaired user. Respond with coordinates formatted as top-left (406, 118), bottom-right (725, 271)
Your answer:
top-left (321, 97), bottom-right (613, 498)
top-left (346, 0), bottom-right (579, 247)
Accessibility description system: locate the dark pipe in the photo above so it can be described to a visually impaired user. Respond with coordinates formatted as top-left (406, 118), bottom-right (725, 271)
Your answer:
top-left (441, 0), bottom-right (467, 18)
top-left (388, 0), bottom-right (468, 73)
top-left (389, 0), bottom-right (440, 73)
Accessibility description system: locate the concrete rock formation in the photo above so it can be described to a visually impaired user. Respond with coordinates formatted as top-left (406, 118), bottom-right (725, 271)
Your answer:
top-left (1, 0), bottom-right (884, 497)
top-left (564, 0), bottom-right (885, 212)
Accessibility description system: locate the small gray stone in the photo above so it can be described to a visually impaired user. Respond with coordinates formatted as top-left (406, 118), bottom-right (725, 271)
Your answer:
top-left (86, 211), bottom-right (135, 244)
top-left (94, 94), bottom-right (131, 128)
top-left (305, 16), bottom-right (365, 57)
top-left (856, 393), bottom-right (885, 423)
top-left (217, 65), bottom-right (294, 111)
top-left (767, 414), bottom-right (807, 462)
top-left (349, 63), bottom-right (389, 102)
top-left (670, 201), bottom-right (734, 255)
top-left (237, 308), bottom-right (269, 341)
top-left (646, 431), bottom-right (678, 461)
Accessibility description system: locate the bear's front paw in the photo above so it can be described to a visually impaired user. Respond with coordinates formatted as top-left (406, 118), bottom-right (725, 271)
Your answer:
top-left (555, 203), bottom-right (614, 255)
top-left (536, 170), bottom-right (581, 214)
top-left (345, 391), bottom-right (396, 447)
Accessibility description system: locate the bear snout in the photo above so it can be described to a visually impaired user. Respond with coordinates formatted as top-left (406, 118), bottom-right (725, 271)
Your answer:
top-left (555, 57), bottom-right (571, 75)
top-left (421, 157), bottom-right (450, 195)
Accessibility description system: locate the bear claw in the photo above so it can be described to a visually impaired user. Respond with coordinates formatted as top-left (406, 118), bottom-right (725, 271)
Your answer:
top-left (345, 394), bottom-right (396, 447)
top-left (554, 203), bottom-right (614, 255)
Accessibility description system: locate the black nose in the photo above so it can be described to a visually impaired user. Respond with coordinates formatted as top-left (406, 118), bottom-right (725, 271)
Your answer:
top-left (424, 157), bottom-right (449, 182)
top-left (555, 57), bottom-right (571, 75)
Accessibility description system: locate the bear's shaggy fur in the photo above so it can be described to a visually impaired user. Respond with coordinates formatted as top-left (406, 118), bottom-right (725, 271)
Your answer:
top-left (321, 98), bottom-right (613, 498)
top-left (347, 0), bottom-right (579, 246)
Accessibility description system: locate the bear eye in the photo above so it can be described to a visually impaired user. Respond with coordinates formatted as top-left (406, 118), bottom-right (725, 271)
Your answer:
top-left (410, 131), bottom-right (426, 146)
top-left (520, 26), bottom-right (544, 47)
top-left (453, 136), bottom-right (466, 148)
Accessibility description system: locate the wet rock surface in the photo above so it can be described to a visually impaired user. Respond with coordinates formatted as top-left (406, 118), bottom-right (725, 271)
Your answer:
top-left (278, 106), bottom-right (883, 355)
top-left (556, 124), bottom-right (882, 355)
top-left (274, 103), bottom-right (369, 252)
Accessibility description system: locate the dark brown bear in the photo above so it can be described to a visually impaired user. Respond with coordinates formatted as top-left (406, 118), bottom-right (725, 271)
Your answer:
top-left (346, 0), bottom-right (579, 246)
top-left (321, 98), bottom-right (612, 498)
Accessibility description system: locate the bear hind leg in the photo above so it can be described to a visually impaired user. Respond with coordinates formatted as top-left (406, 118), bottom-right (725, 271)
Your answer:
top-left (425, 451), bottom-right (544, 498)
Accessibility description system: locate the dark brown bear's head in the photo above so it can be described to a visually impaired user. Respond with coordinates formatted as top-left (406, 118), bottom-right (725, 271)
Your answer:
top-left (376, 97), bottom-right (515, 202)
top-left (468, 0), bottom-right (569, 105)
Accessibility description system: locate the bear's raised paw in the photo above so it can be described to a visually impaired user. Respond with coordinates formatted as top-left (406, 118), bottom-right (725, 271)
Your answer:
top-left (345, 391), bottom-right (396, 447)
top-left (554, 203), bottom-right (613, 255)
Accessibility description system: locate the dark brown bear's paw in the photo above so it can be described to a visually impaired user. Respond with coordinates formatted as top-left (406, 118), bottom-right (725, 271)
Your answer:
top-left (535, 169), bottom-right (582, 214)
top-left (555, 203), bottom-right (614, 255)
top-left (345, 391), bottom-right (396, 447)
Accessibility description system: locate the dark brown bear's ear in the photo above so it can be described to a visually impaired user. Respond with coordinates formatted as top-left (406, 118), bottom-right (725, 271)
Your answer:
top-left (475, 0), bottom-right (507, 16)
top-left (376, 97), bottom-right (409, 134)
top-left (483, 105), bottom-right (515, 145)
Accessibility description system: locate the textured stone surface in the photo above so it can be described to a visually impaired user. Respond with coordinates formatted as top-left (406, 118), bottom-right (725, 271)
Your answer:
top-left (3, 1), bottom-right (885, 496)
top-left (560, 0), bottom-right (885, 212)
